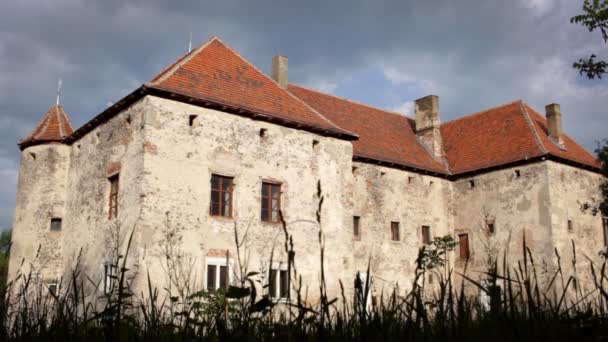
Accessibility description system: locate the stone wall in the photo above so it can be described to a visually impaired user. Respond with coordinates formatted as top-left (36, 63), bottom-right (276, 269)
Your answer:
top-left (349, 162), bottom-right (452, 296)
top-left (9, 143), bottom-right (70, 283)
top-left (134, 96), bottom-right (354, 302)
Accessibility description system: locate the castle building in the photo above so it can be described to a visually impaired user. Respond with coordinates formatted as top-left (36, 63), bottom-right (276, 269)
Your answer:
top-left (9, 37), bottom-right (607, 301)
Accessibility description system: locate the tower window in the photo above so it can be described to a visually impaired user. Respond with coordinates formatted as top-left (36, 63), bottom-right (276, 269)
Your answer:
top-left (469, 180), bottom-right (475, 188)
top-left (515, 169), bottom-right (521, 178)
top-left (189, 115), bottom-right (198, 127)
top-left (108, 174), bottom-right (119, 220)
top-left (568, 219), bottom-right (574, 231)
top-left (50, 218), bottom-right (62, 231)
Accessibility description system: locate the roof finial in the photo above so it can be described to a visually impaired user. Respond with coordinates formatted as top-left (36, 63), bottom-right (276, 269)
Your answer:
top-left (188, 32), bottom-right (192, 53)
top-left (56, 78), bottom-right (63, 105)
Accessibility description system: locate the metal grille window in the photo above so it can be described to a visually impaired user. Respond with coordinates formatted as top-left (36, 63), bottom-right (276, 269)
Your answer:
top-left (421, 225), bottom-right (431, 244)
top-left (108, 174), bottom-right (119, 220)
top-left (261, 182), bottom-right (281, 222)
top-left (50, 218), bottom-right (62, 231)
top-left (210, 174), bottom-right (233, 217)
top-left (103, 261), bottom-right (117, 295)
top-left (391, 222), bottom-right (400, 241)
top-left (459, 234), bottom-right (469, 259)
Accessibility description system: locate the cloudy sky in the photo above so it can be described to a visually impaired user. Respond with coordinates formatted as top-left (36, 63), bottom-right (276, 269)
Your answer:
top-left (0, 0), bottom-right (606, 230)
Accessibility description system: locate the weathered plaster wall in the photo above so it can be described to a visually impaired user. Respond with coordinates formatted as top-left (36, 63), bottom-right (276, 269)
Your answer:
top-left (546, 161), bottom-right (605, 293)
top-left (9, 144), bottom-right (70, 282)
top-left (58, 98), bottom-right (148, 285)
top-left (450, 162), bottom-right (554, 288)
top-left (349, 162), bottom-right (452, 295)
top-left (135, 96), bottom-right (354, 302)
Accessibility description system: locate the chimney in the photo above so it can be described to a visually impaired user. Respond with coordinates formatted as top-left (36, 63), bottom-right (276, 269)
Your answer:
top-left (271, 55), bottom-right (288, 89)
top-left (545, 103), bottom-right (564, 146)
top-left (414, 95), bottom-right (443, 158)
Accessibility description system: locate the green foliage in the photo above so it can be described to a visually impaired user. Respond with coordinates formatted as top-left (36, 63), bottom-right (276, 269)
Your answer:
top-left (571, 0), bottom-right (608, 79)
top-left (0, 230), bottom-right (10, 289)
top-left (418, 235), bottom-right (458, 270)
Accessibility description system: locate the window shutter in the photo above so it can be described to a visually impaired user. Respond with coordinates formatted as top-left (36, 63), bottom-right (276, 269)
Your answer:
top-left (459, 234), bottom-right (469, 259)
top-left (207, 265), bottom-right (217, 290)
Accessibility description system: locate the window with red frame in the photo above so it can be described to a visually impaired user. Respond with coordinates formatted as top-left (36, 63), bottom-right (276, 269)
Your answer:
top-left (210, 174), bottom-right (233, 217)
top-left (261, 182), bottom-right (281, 222)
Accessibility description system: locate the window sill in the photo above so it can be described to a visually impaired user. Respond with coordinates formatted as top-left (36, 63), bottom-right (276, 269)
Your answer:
top-left (271, 297), bottom-right (291, 304)
top-left (352, 237), bottom-right (362, 242)
top-left (209, 215), bottom-right (235, 222)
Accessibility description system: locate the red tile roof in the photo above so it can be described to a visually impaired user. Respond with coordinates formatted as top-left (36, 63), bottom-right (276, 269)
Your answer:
top-left (19, 104), bottom-right (74, 150)
top-left (288, 84), bottom-right (448, 174)
top-left (289, 85), bottom-right (600, 176)
top-left (148, 37), bottom-right (354, 139)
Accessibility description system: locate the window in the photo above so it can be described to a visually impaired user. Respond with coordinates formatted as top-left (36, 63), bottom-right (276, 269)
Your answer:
top-left (391, 222), bottom-right (400, 241)
top-left (261, 182), bottom-right (281, 222)
top-left (50, 218), bottom-right (62, 231)
top-left (353, 216), bottom-right (361, 240)
top-left (568, 219), bottom-right (574, 231)
top-left (269, 264), bottom-right (289, 300)
top-left (421, 225), bottom-right (431, 244)
top-left (488, 223), bottom-right (495, 234)
top-left (515, 169), bottom-right (521, 178)
top-left (188, 114), bottom-right (198, 127)
top-left (459, 234), bottom-right (469, 259)
top-left (206, 258), bottom-right (230, 291)
top-left (47, 283), bottom-right (58, 296)
top-left (103, 260), bottom-right (117, 295)
top-left (602, 217), bottom-right (608, 246)
top-left (108, 174), bottom-right (119, 220)
top-left (210, 174), bottom-right (233, 217)
top-left (354, 271), bottom-right (372, 311)
top-left (469, 180), bottom-right (475, 188)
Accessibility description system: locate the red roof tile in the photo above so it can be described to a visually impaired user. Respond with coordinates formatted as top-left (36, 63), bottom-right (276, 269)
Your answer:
top-left (524, 104), bottom-right (601, 169)
top-left (441, 101), bottom-right (546, 174)
top-left (20, 104), bottom-right (74, 149)
top-left (148, 37), bottom-right (353, 138)
top-left (288, 84), bottom-right (448, 174)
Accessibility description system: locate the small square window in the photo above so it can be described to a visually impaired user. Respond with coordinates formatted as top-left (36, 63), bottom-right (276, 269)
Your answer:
top-left (50, 218), bottom-right (62, 231)
top-left (391, 222), bottom-right (400, 241)
top-left (487, 222), bottom-right (495, 234)
top-left (353, 216), bottom-right (361, 240)
top-left (421, 225), bottom-right (431, 244)
top-left (189, 115), bottom-right (198, 127)
top-left (47, 283), bottom-right (58, 296)
top-left (469, 180), bottom-right (475, 188)
top-left (515, 170), bottom-right (521, 178)
top-left (568, 220), bottom-right (574, 231)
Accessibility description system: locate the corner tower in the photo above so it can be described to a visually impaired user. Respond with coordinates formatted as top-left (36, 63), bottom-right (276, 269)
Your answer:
top-left (8, 104), bottom-right (74, 286)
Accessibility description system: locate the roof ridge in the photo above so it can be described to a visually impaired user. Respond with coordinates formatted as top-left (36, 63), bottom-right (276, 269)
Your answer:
top-left (441, 99), bottom-right (524, 126)
top-left (289, 83), bottom-right (412, 119)
top-left (150, 36), bottom-right (218, 85)
top-left (519, 101), bottom-right (548, 154)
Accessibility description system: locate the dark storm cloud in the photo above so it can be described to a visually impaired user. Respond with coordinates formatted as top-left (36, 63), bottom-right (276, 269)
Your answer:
top-left (0, 0), bottom-right (606, 230)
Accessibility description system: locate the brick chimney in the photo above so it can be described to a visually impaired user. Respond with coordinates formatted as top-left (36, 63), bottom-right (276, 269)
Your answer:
top-left (271, 55), bottom-right (288, 89)
top-left (415, 95), bottom-right (444, 158)
top-left (545, 103), bottom-right (564, 146)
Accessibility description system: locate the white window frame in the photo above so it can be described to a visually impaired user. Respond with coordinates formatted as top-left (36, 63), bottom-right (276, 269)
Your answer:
top-left (269, 262), bottom-right (289, 302)
top-left (103, 258), bottom-right (117, 295)
top-left (206, 257), bottom-right (233, 291)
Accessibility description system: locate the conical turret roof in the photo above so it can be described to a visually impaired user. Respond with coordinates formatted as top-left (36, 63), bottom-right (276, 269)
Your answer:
top-left (19, 104), bottom-right (74, 150)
